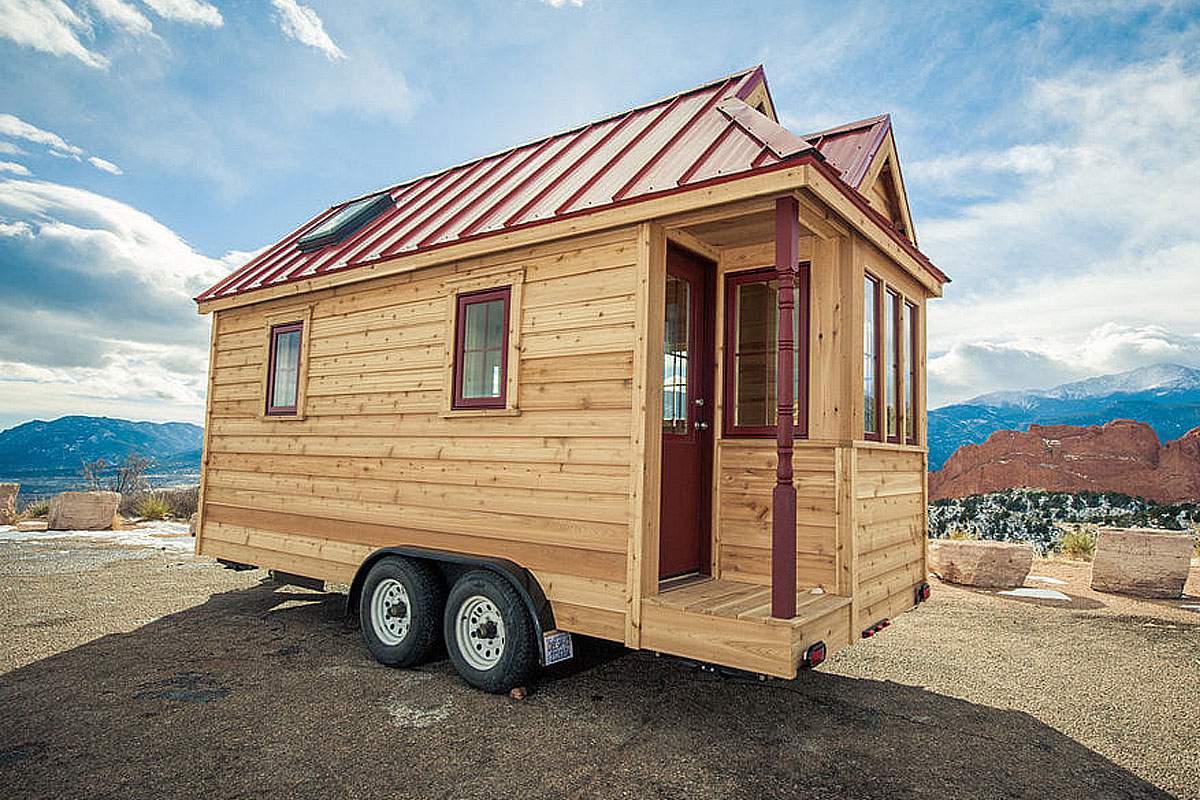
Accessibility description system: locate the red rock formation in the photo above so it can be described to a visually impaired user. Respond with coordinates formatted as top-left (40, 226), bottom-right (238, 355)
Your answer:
top-left (929, 420), bottom-right (1200, 502)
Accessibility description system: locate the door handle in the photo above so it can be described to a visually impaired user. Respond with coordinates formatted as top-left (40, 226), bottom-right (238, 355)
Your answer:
top-left (694, 420), bottom-right (710, 431)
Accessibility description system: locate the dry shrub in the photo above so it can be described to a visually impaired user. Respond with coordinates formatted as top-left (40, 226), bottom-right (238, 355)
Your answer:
top-left (1059, 526), bottom-right (1097, 561)
top-left (946, 528), bottom-right (978, 541)
top-left (19, 499), bottom-right (50, 519)
top-left (134, 495), bottom-right (171, 520)
top-left (121, 485), bottom-right (199, 520)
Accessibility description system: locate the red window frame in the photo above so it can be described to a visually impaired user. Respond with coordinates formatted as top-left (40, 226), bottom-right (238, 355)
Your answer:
top-left (452, 286), bottom-right (511, 410)
top-left (886, 288), bottom-right (902, 444)
top-left (265, 321), bottom-right (304, 416)
top-left (863, 273), bottom-right (883, 442)
top-left (722, 264), bottom-right (810, 439)
top-left (905, 300), bottom-right (919, 445)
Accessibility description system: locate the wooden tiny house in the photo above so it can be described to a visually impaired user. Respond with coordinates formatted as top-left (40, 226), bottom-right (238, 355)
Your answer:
top-left (194, 66), bottom-right (948, 687)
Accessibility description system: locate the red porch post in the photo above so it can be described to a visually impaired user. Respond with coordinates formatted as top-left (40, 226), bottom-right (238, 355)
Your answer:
top-left (772, 195), bottom-right (799, 619)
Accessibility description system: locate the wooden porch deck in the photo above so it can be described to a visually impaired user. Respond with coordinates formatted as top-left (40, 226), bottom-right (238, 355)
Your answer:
top-left (648, 578), bottom-right (849, 627)
top-left (640, 578), bottom-right (853, 678)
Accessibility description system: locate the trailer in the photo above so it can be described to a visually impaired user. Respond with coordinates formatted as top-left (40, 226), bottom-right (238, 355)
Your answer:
top-left (193, 66), bottom-right (948, 692)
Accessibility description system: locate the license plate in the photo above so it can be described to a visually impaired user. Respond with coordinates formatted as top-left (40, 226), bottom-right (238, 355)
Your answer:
top-left (542, 630), bottom-right (573, 665)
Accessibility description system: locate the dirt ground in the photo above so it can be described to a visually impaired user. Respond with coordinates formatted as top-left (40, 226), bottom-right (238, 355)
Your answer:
top-left (1, 536), bottom-right (1197, 800)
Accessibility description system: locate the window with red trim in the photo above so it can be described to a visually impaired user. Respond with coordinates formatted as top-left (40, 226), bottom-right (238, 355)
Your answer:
top-left (905, 300), bottom-right (919, 444)
top-left (266, 321), bottom-right (303, 416)
top-left (885, 288), bottom-right (901, 443)
top-left (722, 265), bottom-right (809, 438)
top-left (863, 274), bottom-right (882, 440)
top-left (452, 286), bottom-right (511, 409)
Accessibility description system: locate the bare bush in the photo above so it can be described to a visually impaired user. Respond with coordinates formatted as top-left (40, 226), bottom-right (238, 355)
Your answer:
top-left (121, 485), bottom-right (198, 519)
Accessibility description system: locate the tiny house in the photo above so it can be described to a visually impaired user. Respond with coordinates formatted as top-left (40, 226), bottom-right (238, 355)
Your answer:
top-left (193, 66), bottom-right (948, 692)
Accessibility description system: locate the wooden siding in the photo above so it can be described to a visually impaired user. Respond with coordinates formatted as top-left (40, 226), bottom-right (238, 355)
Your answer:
top-left (853, 445), bottom-right (927, 631)
top-left (198, 227), bottom-right (640, 641)
top-left (714, 441), bottom-right (838, 590)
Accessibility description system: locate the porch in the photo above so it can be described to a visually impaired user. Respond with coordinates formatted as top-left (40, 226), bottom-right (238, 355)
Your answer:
top-left (641, 577), bottom-right (852, 678)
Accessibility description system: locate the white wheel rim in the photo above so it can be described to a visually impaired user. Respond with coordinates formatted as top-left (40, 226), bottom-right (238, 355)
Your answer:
top-left (371, 578), bottom-right (411, 646)
top-left (456, 595), bottom-right (506, 671)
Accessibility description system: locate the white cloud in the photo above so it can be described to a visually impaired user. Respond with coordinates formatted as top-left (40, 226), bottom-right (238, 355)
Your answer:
top-left (271, 0), bottom-right (346, 61)
top-left (0, 0), bottom-right (108, 68)
top-left (0, 142), bottom-right (24, 156)
top-left (542, 0), bottom-right (586, 6)
top-left (0, 176), bottom-right (245, 425)
top-left (87, 155), bottom-right (123, 174)
top-left (0, 161), bottom-right (31, 176)
top-left (918, 57), bottom-right (1200, 406)
top-left (86, 0), bottom-right (153, 36)
top-left (0, 112), bottom-right (84, 157)
top-left (140, 0), bottom-right (223, 28)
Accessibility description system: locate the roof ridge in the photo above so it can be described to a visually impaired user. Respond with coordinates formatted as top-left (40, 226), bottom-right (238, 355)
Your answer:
top-left (801, 113), bottom-right (889, 142)
top-left (337, 66), bottom-right (764, 209)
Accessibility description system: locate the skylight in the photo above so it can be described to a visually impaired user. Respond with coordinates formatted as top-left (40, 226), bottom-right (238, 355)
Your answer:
top-left (296, 193), bottom-right (393, 251)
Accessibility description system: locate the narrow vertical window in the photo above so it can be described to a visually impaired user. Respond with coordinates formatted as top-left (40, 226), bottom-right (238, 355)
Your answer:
top-left (863, 274), bottom-right (880, 439)
top-left (886, 289), bottom-right (900, 443)
top-left (663, 274), bottom-right (691, 435)
top-left (453, 286), bottom-right (511, 409)
top-left (905, 300), bottom-right (918, 444)
top-left (266, 321), bottom-right (303, 415)
top-left (722, 265), bottom-right (809, 438)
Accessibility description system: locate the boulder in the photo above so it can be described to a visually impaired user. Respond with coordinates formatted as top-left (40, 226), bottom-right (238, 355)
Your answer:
top-left (1090, 528), bottom-right (1194, 599)
top-left (47, 491), bottom-right (120, 531)
top-left (0, 482), bottom-right (17, 525)
top-left (929, 539), bottom-right (1034, 588)
top-left (188, 512), bottom-right (199, 536)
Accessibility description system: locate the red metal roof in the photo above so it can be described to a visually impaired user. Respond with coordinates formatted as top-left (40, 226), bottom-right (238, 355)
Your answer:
top-left (198, 68), bottom-right (922, 304)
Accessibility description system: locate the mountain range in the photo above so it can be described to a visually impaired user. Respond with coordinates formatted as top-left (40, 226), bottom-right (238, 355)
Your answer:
top-left (0, 416), bottom-right (202, 478)
top-left (928, 364), bottom-right (1200, 470)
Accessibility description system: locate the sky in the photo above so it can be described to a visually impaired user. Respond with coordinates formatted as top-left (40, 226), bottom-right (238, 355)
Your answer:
top-left (0, 0), bottom-right (1198, 431)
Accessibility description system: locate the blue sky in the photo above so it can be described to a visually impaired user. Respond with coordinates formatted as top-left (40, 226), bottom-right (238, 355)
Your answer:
top-left (1, 0), bottom-right (1198, 431)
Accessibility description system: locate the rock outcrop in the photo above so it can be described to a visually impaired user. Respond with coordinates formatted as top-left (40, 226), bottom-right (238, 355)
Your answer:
top-left (0, 483), bottom-right (17, 525)
top-left (930, 420), bottom-right (1200, 502)
top-left (47, 491), bottom-right (120, 531)
top-left (1091, 528), bottom-right (1194, 598)
top-left (928, 539), bottom-right (1033, 588)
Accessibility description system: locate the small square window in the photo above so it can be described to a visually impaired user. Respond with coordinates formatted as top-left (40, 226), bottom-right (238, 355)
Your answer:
top-left (266, 321), bottom-right (303, 416)
top-left (453, 287), bottom-right (511, 409)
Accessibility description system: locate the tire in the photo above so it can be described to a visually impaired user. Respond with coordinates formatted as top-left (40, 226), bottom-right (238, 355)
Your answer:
top-left (358, 556), bottom-right (445, 667)
top-left (444, 570), bottom-right (537, 693)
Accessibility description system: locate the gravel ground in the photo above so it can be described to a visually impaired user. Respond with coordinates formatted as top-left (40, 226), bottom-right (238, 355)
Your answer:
top-left (0, 536), bottom-right (1197, 800)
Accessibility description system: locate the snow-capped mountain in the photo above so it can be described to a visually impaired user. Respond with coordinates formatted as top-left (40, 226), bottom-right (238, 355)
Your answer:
top-left (929, 364), bottom-right (1200, 470)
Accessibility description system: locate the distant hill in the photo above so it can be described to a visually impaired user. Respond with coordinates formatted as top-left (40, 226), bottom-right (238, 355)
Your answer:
top-left (0, 416), bottom-right (203, 477)
top-left (930, 419), bottom-right (1200, 502)
top-left (928, 364), bottom-right (1200, 469)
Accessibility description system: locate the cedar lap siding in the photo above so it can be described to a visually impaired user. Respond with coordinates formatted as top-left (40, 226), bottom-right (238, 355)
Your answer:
top-left (194, 66), bottom-right (948, 678)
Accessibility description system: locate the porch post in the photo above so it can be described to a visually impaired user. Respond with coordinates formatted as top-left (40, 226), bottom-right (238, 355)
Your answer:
top-left (772, 195), bottom-right (799, 619)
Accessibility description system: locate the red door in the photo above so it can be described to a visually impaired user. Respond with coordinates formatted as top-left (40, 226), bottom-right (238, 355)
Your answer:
top-left (659, 246), bottom-right (714, 579)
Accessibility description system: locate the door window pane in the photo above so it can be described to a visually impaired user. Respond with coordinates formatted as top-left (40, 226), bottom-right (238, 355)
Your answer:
top-left (663, 274), bottom-right (690, 435)
top-left (905, 301), bottom-right (918, 443)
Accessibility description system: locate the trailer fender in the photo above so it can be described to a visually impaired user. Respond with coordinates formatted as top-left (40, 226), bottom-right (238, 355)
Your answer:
top-left (346, 546), bottom-right (559, 665)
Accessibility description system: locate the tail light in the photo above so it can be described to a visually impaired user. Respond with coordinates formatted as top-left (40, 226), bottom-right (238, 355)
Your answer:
top-left (802, 641), bottom-right (827, 669)
top-left (861, 619), bottom-right (891, 638)
top-left (915, 582), bottom-right (932, 603)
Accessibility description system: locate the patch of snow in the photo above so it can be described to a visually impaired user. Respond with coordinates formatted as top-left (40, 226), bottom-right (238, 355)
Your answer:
top-left (1027, 575), bottom-right (1068, 585)
top-left (0, 521), bottom-right (194, 552)
top-left (1181, 604), bottom-right (1200, 612)
top-left (998, 587), bottom-right (1071, 601)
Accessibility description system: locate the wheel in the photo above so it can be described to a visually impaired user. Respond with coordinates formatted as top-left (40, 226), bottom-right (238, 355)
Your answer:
top-left (358, 556), bottom-right (445, 667)
top-left (444, 570), bottom-right (537, 693)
